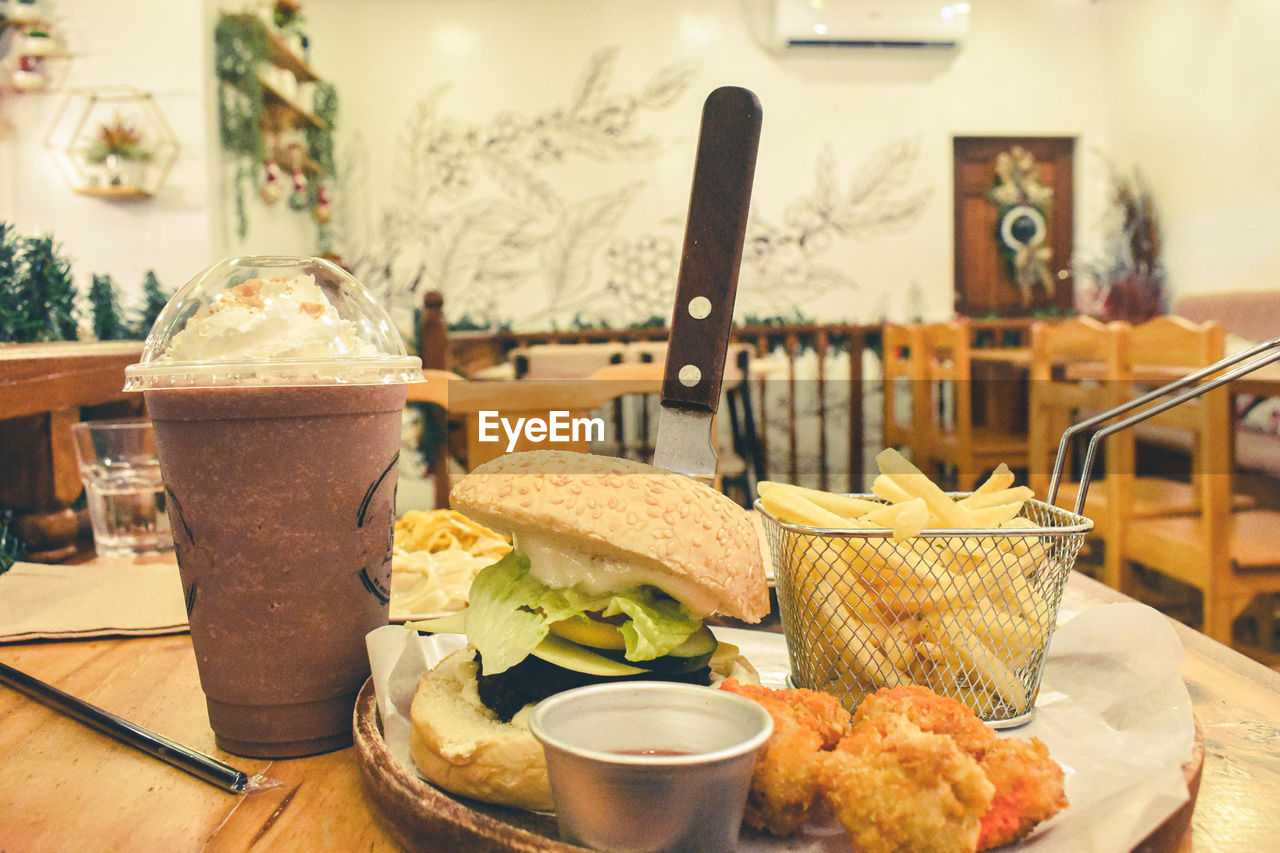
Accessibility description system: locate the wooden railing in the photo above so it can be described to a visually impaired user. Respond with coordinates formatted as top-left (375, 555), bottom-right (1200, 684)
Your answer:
top-left (420, 291), bottom-right (883, 493)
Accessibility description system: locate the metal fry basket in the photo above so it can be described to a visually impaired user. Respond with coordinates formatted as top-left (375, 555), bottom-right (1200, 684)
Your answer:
top-left (758, 333), bottom-right (1280, 728)
top-left (757, 499), bottom-right (1090, 728)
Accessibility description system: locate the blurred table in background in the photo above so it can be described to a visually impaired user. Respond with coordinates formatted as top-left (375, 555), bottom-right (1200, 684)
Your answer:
top-left (0, 342), bottom-right (144, 561)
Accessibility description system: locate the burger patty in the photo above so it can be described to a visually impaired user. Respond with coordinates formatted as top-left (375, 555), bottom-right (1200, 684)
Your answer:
top-left (475, 650), bottom-right (712, 723)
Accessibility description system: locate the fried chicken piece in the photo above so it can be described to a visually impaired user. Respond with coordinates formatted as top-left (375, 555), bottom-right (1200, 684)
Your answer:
top-left (852, 684), bottom-right (1067, 849)
top-left (720, 678), bottom-right (851, 836)
top-left (976, 736), bottom-right (1068, 850)
top-left (720, 677), bottom-right (850, 747)
top-left (852, 685), bottom-right (998, 755)
top-left (821, 715), bottom-right (995, 853)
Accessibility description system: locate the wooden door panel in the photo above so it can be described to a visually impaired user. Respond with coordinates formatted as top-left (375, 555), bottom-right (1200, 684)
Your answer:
top-left (953, 136), bottom-right (1075, 317)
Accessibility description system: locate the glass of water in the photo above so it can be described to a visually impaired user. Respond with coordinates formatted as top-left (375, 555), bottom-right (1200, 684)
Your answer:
top-left (70, 419), bottom-right (174, 557)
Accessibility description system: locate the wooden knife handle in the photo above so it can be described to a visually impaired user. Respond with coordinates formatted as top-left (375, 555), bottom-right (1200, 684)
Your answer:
top-left (661, 86), bottom-right (762, 413)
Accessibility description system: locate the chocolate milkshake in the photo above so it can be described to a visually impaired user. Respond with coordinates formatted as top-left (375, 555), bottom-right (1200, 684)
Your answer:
top-left (126, 257), bottom-right (421, 758)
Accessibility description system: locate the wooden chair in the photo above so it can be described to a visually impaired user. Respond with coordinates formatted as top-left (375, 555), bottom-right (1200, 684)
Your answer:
top-left (413, 291), bottom-right (660, 508)
top-left (915, 319), bottom-right (1029, 491)
top-left (408, 369), bottom-right (662, 507)
top-left (588, 356), bottom-right (765, 506)
top-left (1027, 317), bottom-right (1127, 577)
top-left (880, 323), bottom-right (927, 466)
top-left (1115, 316), bottom-right (1280, 648)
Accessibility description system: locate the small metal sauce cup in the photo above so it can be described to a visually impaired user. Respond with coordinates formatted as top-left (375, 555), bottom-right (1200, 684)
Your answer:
top-left (529, 682), bottom-right (773, 853)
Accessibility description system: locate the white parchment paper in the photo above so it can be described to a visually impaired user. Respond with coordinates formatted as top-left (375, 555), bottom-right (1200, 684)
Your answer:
top-left (366, 601), bottom-right (1194, 852)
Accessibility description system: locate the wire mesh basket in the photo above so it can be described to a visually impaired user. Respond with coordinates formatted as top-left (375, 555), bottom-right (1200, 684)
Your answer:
top-left (758, 499), bottom-right (1091, 728)
top-left (758, 331), bottom-right (1280, 728)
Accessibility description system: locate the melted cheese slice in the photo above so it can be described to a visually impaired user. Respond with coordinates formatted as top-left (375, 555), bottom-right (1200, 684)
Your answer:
top-left (514, 528), bottom-right (718, 618)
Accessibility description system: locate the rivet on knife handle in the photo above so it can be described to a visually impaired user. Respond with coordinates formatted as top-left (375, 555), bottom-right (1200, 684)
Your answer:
top-left (661, 86), bottom-right (762, 414)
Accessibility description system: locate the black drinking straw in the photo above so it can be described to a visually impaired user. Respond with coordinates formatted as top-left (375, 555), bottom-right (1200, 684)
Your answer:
top-left (0, 660), bottom-right (260, 794)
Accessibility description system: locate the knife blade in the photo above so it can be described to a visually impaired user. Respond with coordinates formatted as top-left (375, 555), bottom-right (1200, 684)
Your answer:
top-left (652, 86), bottom-right (762, 482)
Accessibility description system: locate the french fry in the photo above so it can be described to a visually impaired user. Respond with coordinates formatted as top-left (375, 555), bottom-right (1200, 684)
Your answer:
top-left (759, 481), bottom-right (883, 519)
top-left (871, 473), bottom-right (914, 504)
top-left (759, 484), bottom-right (866, 529)
top-left (957, 485), bottom-right (1035, 511)
top-left (860, 497), bottom-right (929, 540)
top-left (947, 607), bottom-right (1049, 670)
top-left (957, 501), bottom-right (1026, 528)
top-left (969, 462), bottom-right (1016, 496)
top-left (804, 594), bottom-right (905, 699)
top-left (874, 448), bottom-right (971, 528)
top-left (919, 615), bottom-right (1028, 709)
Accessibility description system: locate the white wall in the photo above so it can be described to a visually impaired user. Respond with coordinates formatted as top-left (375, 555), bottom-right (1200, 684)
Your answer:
top-left (0, 0), bottom-right (218, 320)
top-left (306, 0), bottom-right (1116, 329)
top-left (2, 0), bottom-right (1277, 331)
top-left (1099, 0), bottom-right (1280, 301)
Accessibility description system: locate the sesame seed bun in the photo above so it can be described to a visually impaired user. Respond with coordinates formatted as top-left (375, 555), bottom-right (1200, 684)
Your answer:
top-left (410, 646), bottom-right (763, 810)
top-left (449, 450), bottom-right (769, 623)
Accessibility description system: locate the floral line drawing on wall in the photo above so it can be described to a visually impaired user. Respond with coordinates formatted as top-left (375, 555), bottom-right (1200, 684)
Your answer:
top-left (743, 139), bottom-right (932, 317)
top-left (336, 47), bottom-right (696, 330)
top-left (334, 47), bottom-right (933, 332)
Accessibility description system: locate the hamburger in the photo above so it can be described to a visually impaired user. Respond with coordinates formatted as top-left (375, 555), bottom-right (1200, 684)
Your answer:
top-left (408, 450), bottom-right (769, 810)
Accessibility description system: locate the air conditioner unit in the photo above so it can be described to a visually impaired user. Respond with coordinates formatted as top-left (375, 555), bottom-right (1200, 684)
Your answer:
top-left (774, 0), bottom-right (970, 49)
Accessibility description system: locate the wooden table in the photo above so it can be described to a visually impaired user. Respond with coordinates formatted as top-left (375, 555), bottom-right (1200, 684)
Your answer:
top-left (2, 571), bottom-right (1278, 851)
top-left (0, 342), bottom-right (145, 559)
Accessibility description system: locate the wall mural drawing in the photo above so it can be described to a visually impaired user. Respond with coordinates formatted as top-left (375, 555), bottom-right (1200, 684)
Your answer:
top-left (335, 47), bottom-right (697, 330)
top-left (742, 139), bottom-right (932, 316)
top-left (333, 47), bottom-right (933, 332)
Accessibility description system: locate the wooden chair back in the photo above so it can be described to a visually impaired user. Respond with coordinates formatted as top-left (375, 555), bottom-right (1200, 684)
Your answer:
top-left (1027, 316), bottom-right (1125, 506)
top-left (1110, 316), bottom-right (1280, 646)
top-left (1026, 317), bottom-right (1126, 581)
top-left (880, 323), bottom-right (926, 464)
top-left (1113, 316), bottom-right (1229, 527)
top-left (912, 319), bottom-right (1029, 490)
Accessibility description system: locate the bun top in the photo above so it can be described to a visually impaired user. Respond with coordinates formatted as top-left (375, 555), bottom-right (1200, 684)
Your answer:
top-left (450, 450), bottom-right (769, 622)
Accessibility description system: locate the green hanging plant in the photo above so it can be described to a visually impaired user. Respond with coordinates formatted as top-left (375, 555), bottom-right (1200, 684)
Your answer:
top-left (307, 80), bottom-right (339, 249)
top-left (214, 14), bottom-right (270, 239)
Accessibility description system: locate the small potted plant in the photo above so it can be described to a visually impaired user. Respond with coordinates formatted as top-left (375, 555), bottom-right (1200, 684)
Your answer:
top-left (82, 114), bottom-right (152, 188)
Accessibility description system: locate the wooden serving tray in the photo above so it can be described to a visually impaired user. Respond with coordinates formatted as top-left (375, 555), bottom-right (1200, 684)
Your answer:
top-left (354, 679), bottom-right (1204, 852)
top-left (353, 680), bottom-right (580, 852)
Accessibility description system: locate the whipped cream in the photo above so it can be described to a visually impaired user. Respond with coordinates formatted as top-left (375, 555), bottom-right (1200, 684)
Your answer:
top-left (162, 275), bottom-right (379, 362)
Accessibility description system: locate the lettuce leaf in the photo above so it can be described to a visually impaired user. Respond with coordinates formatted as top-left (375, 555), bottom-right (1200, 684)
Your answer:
top-left (465, 549), bottom-right (701, 675)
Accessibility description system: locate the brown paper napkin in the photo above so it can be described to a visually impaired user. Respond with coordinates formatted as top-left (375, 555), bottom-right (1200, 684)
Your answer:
top-left (0, 557), bottom-right (188, 643)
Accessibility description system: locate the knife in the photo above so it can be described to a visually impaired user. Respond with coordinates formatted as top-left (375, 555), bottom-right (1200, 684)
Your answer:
top-left (652, 86), bottom-right (763, 482)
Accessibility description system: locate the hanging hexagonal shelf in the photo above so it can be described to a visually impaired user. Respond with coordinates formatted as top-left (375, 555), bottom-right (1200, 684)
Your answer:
top-left (44, 85), bottom-right (180, 200)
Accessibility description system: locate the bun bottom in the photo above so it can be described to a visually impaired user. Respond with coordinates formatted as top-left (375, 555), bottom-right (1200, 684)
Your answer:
top-left (409, 645), bottom-right (763, 812)
top-left (409, 648), bottom-right (553, 812)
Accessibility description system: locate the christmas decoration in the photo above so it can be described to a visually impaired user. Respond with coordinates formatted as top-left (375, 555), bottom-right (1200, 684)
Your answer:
top-left (135, 269), bottom-right (170, 337)
top-left (6, 234), bottom-right (78, 343)
top-left (259, 157), bottom-right (284, 204)
top-left (288, 165), bottom-right (308, 210)
top-left (0, 223), bottom-right (25, 342)
top-left (986, 146), bottom-right (1054, 308)
top-left (312, 183), bottom-right (331, 224)
top-left (88, 273), bottom-right (130, 341)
